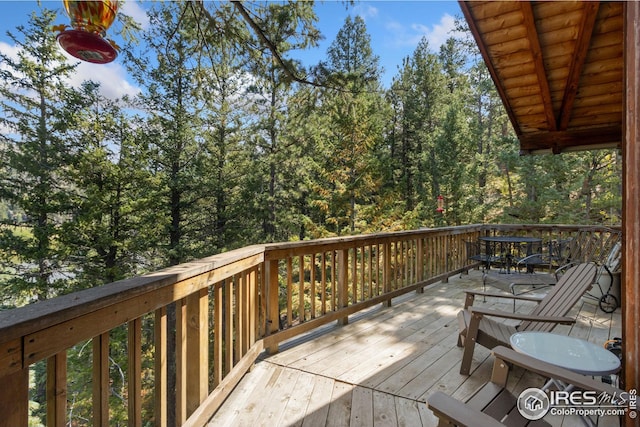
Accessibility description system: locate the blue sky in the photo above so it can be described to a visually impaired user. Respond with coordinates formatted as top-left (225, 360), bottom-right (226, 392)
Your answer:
top-left (0, 1), bottom-right (462, 97)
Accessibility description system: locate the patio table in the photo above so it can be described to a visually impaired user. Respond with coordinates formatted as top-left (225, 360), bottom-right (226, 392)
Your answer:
top-left (479, 235), bottom-right (542, 273)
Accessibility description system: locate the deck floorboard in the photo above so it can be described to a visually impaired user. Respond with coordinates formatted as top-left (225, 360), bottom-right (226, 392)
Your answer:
top-left (208, 269), bottom-right (622, 427)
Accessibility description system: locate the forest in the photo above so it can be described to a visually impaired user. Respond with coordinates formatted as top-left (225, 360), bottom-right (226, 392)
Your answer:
top-left (0, 3), bottom-right (621, 424)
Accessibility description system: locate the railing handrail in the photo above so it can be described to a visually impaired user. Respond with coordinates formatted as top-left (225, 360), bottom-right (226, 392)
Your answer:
top-left (3, 223), bottom-right (621, 341)
top-left (0, 223), bottom-right (621, 426)
top-left (0, 244), bottom-right (267, 344)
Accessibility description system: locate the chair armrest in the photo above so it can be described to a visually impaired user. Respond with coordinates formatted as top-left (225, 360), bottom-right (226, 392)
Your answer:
top-left (463, 290), bottom-right (543, 309)
top-left (465, 290), bottom-right (544, 302)
top-left (492, 346), bottom-right (624, 398)
top-left (469, 306), bottom-right (575, 324)
top-left (516, 254), bottom-right (550, 266)
top-left (427, 391), bottom-right (505, 427)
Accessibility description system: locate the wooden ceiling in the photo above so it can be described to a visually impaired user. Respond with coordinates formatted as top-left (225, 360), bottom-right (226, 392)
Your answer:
top-left (459, 1), bottom-right (623, 154)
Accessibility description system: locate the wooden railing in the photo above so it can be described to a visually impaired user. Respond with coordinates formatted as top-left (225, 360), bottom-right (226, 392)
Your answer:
top-left (0, 224), bottom-right (621, 426)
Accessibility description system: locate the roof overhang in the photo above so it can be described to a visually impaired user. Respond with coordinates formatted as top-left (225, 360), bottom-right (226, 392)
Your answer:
top-left (459, 1), bottom-right (623, 155)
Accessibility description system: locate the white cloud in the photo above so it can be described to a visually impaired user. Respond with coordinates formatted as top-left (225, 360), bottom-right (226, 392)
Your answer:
top-left (66, 56), bottom-right (141, 100)
top-left (386, 13), bottom-right (461, 51)
top-left (120, 1), bottom-right (150, 30)
top-left (1, 38), bottom-right (139, 101)
top-left (353, 4), bottom-right (379, 21)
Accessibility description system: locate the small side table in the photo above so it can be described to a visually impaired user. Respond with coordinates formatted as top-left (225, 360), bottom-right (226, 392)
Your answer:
top-left (510, 331), bottom-right (621, 377)
top-left (510, 332), bottom-right (621, 426)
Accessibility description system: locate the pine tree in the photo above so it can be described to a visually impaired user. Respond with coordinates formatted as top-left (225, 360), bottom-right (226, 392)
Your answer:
top-left (311, 16), bottom-right (389, 234)
top-left (0, 8), bottom-right (81, 305)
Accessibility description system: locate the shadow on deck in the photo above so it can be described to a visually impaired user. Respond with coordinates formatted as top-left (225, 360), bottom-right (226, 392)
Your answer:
top-left (208, 269), bottom-right (621, 427)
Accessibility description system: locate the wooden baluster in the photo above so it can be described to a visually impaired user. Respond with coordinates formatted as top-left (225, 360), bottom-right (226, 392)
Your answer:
top-left (224, 279), bottom-right (233, 375)
top-left (47, 352), bottom-right (66, 427)
top-left (155, 307), bottom-right (167, 427)
top-left (383, 242), bottom-right (392, 307)
top-left (128, 318), bottom-right (142, 427)
top-left (213, 282), bottom-right (223, 385)
top-left (93, 332), bottom-right (109, 427)
top-left (286, 257), bottom-right (293, 327)
top-left (186, 289), bottom-right (208, 416)
top-left (176, 299), bottom-right (187, 425)
top-left (310, 253), bottom-right (316, 319)
top-left (338, 248), bottom-right (349, 325)
top-left (265, 259), bottom-right (280, 354)
top-left (234, 274), bottom-right (243, 361)
top-left (417, 238), bottom-right (424, 293)
top-left (299, 255), bottom-right (305, 322)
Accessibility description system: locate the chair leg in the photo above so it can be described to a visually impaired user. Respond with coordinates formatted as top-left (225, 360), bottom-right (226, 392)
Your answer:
top-left (459, 313), bottom-right (481, 375)
top-left (459, 335), bottom-right (475, 375)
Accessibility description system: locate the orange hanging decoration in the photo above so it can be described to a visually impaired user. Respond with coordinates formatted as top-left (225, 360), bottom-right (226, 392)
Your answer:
top-left (55, 0), bottom-right (121, 64)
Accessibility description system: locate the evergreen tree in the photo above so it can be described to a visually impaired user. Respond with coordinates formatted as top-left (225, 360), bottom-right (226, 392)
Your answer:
top-left (63, 83), bottom-right (156, 287)
top-left (0, 8), bottom-right (81, 305)
top-left (126, 2), bottom-right (214, 267)
top-left (312, 16), bottom-right (389, 234)
top-left (242, 1), bottom-right (321, 242)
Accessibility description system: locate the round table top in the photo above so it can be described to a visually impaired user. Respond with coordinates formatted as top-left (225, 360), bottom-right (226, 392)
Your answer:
top-left (480, 235), bottom-right (542, 243)
top-left (510, 331), bottom-right (621, 376)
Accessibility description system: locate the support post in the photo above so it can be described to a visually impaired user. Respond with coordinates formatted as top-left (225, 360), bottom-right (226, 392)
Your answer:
top-left (623, 0), bottom-right (640, 407)
top-left (0, 368), bottom-right (28, 427)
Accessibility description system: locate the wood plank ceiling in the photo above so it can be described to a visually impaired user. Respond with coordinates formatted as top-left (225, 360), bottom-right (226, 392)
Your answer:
top-left (459, 1), bottom-right (623, 154)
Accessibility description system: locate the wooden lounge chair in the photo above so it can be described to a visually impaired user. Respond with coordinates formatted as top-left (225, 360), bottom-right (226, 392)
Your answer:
top-left (457, 263), bottom-right (597, 375)
top-left (428, 346), bottom-right (623, 426)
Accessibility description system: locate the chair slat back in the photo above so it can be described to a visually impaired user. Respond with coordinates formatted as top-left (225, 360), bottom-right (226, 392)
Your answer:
top-left (521, 263), bottom-right (597, 332)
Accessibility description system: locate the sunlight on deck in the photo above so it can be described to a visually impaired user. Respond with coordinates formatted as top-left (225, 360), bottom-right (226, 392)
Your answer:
top-left (209, 269), bottom-right (621, 427)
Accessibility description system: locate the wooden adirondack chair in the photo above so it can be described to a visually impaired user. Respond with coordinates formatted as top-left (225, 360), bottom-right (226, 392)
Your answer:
top-left (457, 263), bottom-right (597, 375)
top-left (428, 346), bottom-right (623, 427)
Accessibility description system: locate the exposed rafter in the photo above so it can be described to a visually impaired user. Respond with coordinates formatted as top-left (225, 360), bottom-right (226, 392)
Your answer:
top-left (460, 1), bottom-right (623, 155)
top-left (557, 2), bottom-right (600, 130)
top-left (520, 2), bottom-right (556, 132)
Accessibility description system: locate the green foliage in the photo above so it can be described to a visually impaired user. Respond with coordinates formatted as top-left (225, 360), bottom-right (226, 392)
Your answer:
top-left (0, 5), bottom-right (623, 426)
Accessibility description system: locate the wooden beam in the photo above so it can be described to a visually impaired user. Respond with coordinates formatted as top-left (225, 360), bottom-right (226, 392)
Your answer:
top-left (557, 2), bottom-right (600, 130)
top-left (518, 125), bottom-right (622, 154)
top-left (623, 1), bottom-right (640, 417)
top-left (458, 1), bottom-right (522, 135)
top-left (520, 2), bottom-right (557, 131)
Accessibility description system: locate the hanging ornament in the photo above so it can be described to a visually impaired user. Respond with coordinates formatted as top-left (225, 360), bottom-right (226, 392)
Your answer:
top-left (54, 0), bottom-right (121, 64)
top-left (436, 195), bottom-right (445, 213)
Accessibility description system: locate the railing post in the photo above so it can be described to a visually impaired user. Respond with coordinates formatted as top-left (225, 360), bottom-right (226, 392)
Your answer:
top-left (265, 259), bottom-right (280, 354)
top-left (47, 352), bottom-right (67, 427)
top-left (0, 368), bottom-right (28, 427)
top-left (416, 238), bottom-right (424, 293)
top-left (185, 289), bottom-right (208, 416)
top-left (443, 237), bottom-right (450, 283)
top-left (382, 242), bottom-right (392, 307)
top-left (338, 248), bottom-right (349, 325)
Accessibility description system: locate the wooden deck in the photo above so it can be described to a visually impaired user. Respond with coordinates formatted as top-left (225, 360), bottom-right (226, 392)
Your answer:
top-left (208, 269), bottom-right (621, 427)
